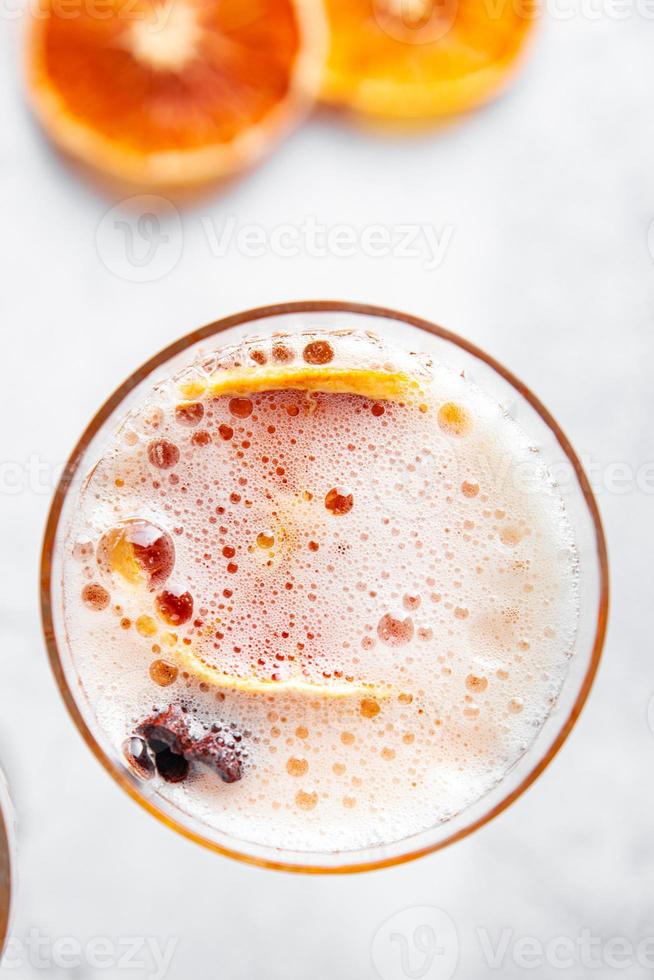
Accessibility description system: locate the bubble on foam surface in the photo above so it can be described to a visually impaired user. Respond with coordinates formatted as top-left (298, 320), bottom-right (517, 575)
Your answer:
top-left (61, 330), bottom-right (579, 853)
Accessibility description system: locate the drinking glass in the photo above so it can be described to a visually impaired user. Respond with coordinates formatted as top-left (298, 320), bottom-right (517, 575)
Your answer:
top-left (41, 301), bottom-right (608, 873)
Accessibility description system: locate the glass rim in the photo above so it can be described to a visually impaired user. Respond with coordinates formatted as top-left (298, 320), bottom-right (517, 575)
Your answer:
top-left (0, 772), bottom-right (14, 959)
top-left (40, 300), bottom-right (609, 874)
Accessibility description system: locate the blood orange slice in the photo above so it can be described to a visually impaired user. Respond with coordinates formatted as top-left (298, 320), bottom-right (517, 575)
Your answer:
top-left (321, 0), bottom-right (536, 122)
top-left (27, 0), bottom-right (326, 189)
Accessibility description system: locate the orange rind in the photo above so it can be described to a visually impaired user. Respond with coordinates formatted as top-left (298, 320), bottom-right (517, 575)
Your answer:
top-left (179, 363), bottom-right (424, 402)
top-left (175, 645), bottom-right (389, 698)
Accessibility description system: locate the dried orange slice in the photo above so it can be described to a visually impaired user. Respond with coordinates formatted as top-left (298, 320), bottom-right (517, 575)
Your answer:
top-left (26, 0), bottom-right (326, 189)
top-left (175, 644), bottom-right (388, 698)
top-left (321, 0), bottom-right (536, 121)
top-left (179, 363), bottom-right (423, 402)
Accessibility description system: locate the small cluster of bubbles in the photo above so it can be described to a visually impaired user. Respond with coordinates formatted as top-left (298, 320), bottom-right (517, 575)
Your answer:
top-left (62, 329), bottom-right (579, 853)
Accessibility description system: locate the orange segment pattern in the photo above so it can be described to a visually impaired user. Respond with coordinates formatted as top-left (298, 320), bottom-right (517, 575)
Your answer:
top-left (322, 0), bottom-right (537, 120)
top-left (28, 0), bottom-right (325, 186)
top-left (38, 0), bottom-right (301, 151)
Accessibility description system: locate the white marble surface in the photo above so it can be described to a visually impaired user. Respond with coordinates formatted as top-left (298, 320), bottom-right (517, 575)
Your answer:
top-left (1, 4), bottom-right (653, 979)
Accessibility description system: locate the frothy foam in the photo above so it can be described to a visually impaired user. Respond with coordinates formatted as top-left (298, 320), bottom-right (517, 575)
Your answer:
top-left (61, 330), bottom-right (579, 853)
